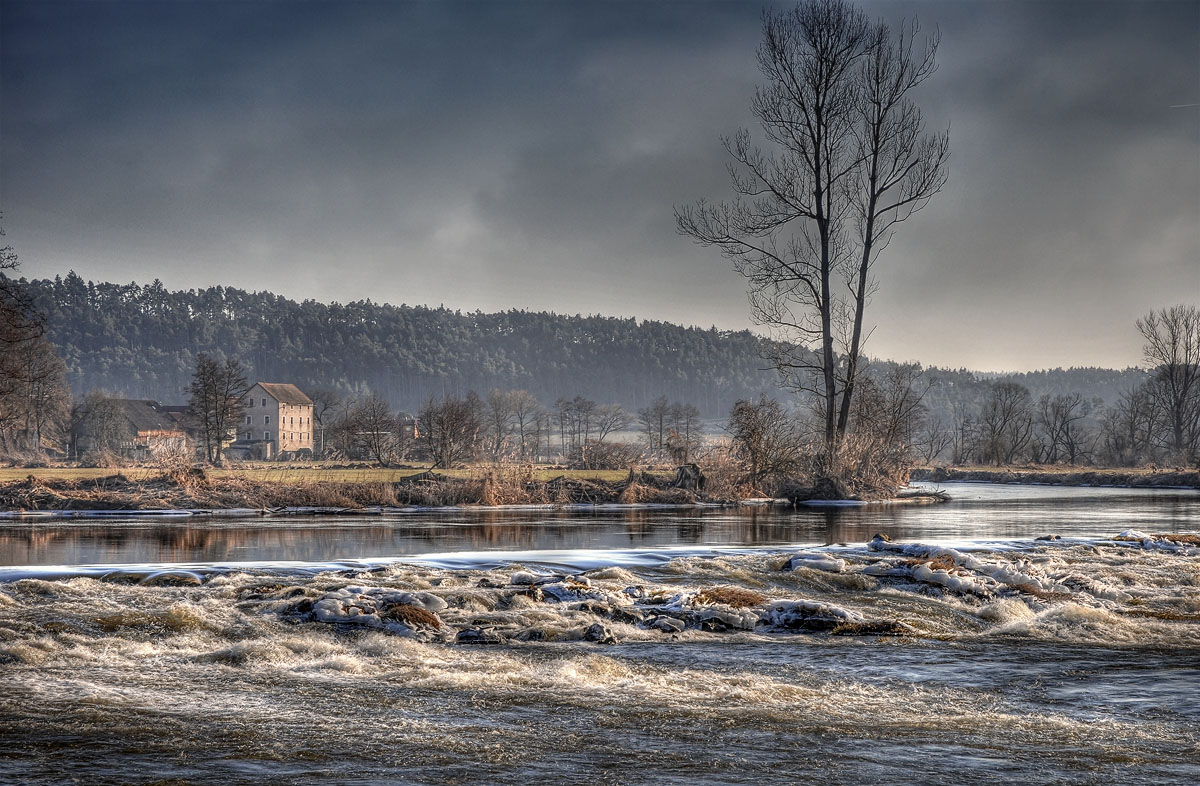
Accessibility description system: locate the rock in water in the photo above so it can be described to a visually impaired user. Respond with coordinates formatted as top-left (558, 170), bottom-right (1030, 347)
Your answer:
top-left (455, 628), bottom-right (509, 645)
top-left (584, 622), bottom-right (617, 644)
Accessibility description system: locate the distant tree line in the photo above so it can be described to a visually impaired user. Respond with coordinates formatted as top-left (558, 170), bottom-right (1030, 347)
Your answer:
top-left (1, 265), bottom-right (1193, 474)
top-left (13, 272), bottom-right (782, 417)
top-left (314, 387), bottom-right (701, 470)
top-left (725, 305), bottom-right (1199, 489)
top-left (0, 225), bottom-right (71, 458)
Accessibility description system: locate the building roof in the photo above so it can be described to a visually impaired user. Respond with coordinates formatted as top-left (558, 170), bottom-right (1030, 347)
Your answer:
top-left (254, 382), bottom-right (313, 406)
top-left (119, 400), bottom-right (187, 432)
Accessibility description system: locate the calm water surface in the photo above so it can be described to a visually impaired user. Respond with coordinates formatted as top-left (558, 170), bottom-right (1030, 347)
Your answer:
top-left (0, 483), bottom-right (1197, 785)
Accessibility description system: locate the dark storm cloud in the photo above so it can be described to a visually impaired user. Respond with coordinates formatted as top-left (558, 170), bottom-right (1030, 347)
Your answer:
top-left (1, 0), bottom-right (1196, 371)
top-left (867, 0), bottom-right (1199, 369)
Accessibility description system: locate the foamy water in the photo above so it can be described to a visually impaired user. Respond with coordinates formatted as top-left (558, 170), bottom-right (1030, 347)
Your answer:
top-left (1, 484), bottom-right (1197, 784)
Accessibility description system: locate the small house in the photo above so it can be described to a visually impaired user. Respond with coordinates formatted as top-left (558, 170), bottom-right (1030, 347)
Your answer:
top-left (72, 399), bottom-right (191, 460)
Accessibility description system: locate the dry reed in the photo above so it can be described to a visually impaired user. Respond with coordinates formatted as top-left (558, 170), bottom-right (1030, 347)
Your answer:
top-left (694, 586), bottom-right (767, 608)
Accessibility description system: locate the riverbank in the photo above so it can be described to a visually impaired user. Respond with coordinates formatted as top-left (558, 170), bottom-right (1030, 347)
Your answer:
top-left (912, 465), bottom-right (1199, 489)
top-left (0, 466), bottom-right (952, 513)
top-left (0, 468), bottom-right (704, 512)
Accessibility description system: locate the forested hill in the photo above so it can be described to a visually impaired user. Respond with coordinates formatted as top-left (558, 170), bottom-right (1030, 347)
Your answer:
top-left (20, 273), bottom-right (783, 415)
top-left (15, 273), bottom-right (1145, 417)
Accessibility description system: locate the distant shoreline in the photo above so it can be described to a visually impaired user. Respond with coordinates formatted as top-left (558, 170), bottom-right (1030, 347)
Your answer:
top-left (911, 466), bottom-right (1199, 490)
top-left (0, 465), bottom-right (956, 514)
top-left (1, 464), bottom-right (1192, 516)
top-left (0, 467), bottom-right (728, 514)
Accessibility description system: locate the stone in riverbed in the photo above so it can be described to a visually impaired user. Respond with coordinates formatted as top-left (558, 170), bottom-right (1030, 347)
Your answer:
top-left (139, 570), bottom-right (204, 587)
top-left (455, 627), bottom-right (509, 645)
top-left (573, 599), bottom-right (643, 625)
top-left (584, 622), bottom-right (617, 644)
top-left (648, 615), bottom-right (685, 634)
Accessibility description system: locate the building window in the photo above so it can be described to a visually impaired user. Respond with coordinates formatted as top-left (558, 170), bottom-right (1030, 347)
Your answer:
top-left (246, 415), bottom-right (252, 424)
top-left (265, 416), bottom-right (270, 425)
top-left (261, 398), bottom-right (266, 407)
top-left (265, 432), bottom-right (270, 441)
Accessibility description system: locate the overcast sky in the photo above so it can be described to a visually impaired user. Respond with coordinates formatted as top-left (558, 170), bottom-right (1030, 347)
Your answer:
top-left (1, 0), bottom-right (1197, 372)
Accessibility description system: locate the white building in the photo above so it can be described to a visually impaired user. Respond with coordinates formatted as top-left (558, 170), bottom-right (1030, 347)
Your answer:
top-left (240, 382), bottom-right (315, 457)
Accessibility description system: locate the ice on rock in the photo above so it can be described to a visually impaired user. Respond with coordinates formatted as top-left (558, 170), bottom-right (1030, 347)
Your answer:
top-left (628, 589), bottom-right (761, 632)
top-left (307, 586), bottom-right (448, 637)
top-left (915, 565), bottom-right (998, 596)
top-left (690, 607), bottom-right (760, 632)
top-left (538, 576), bottom-right (614, 604)
top-left (1111, 531), bottom-right (1200, 554)
top-left (762, 599), bottom-right (861, 629)
top-left (648, 615), bottom-right (685, 633)
top-left (861, 541), bottom-right (1076, 599)
top-left (868, 535), bottom-right (904, 553)
top-left (1058, 573), bottom-right (1131, 603)
top-left (862, 562), bottom-right (913, 577)
top-left (785, 551), bottom-right (846, 573)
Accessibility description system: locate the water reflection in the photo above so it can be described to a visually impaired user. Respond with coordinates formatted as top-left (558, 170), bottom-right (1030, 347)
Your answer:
top-left (1, 483), bottom-right (1196, 568)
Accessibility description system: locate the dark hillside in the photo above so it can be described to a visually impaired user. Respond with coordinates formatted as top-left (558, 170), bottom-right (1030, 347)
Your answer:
top-left (13, 273), bottom-right (1145, 419)
top-left (20, 273), bottom-right (782, 415)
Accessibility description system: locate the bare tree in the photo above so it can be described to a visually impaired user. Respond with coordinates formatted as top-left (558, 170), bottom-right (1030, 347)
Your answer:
top-left (555, 395), bottom-right (599, 463)
top-left (418, 394), bottom-right (481, 469)
top-left (0, 220), bottom-right (43, 363)
top-left (915, 415), bottom-right (952, 464)
top-left (837, 19), bottom-right (949, 438)
top-left (975, 382), bottom-right (1033, 465)
top-left (72, 390), bottom-right (127, 458)
top-left (726, 395), bottom-right (805, 486)
top-left (949, 400), bottom-right (976, 465)
top-left (533, 408), bottom-right (554, 464)
top-left (636, 395), bottom-right (671, 456)
top-left (0, 332), bottom-right (71, 454)
top-left (308, 387), bottom-right (344, 456)
top-left (188, 354), bottom-right (250, 464)
top-left (0, 219), bottom-right (69, 456)
top-left (1137, 304), bottom-right (1200, 461)
top-left (678, 0), bottom-right (948, 471)
top-left (352, 393), bottom-right (400, 467)
top-left (593, 403), bottom-right (632, 443)
top-left (1100, 386), bottom-right (1158, 467)
top-left (510, 390), bottom-right (544, 461)
top-left (1035, 393), bottom-right (1092, 465)
top-left (856, 364), bottom-right (927, 451)
top-left (667, 402), bottom-right (703, 463)
top-left (484, 389), bottom-right (518, 461)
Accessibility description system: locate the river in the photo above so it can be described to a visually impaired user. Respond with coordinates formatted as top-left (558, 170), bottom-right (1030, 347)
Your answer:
top-left (1, 482), bottom-right (1197, 784)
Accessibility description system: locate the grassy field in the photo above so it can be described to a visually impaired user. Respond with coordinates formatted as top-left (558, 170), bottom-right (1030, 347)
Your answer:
top-left (0, 464), bottom-right (638, 485)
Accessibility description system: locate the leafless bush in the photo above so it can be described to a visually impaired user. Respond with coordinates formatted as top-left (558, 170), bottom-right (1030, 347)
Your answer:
top-left (148, 435), bottom-right (193, 480)
top-left (80, 448), bottom-right (127, 468)
top-left (480, 464), bottom-right (546, 506)
top-left (692, 438), bottom-right (759, 499)
top-left (572, 440), bottom-right (643, 470)
top-left (726, 396), bottom-right (806, 490)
